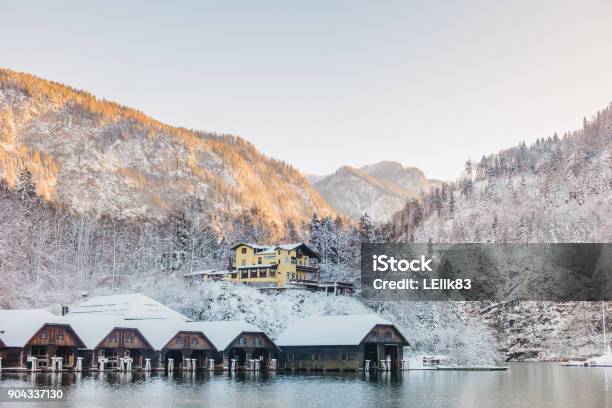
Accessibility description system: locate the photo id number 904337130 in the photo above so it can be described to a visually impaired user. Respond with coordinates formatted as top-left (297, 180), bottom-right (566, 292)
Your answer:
top-left (2, 388), bottom-right (65, 402)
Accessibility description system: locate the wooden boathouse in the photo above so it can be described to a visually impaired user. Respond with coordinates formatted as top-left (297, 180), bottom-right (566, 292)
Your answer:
top-left (1, 295), bottom-right (408, 373)
top-left (0, 309), bottom-right (85, 370)
top-left (185, 321), bottom-right (279, 370)
top-left (276, 314), bottom-right (409, 371)
top-left (66, 316), bottom-right (157, 370)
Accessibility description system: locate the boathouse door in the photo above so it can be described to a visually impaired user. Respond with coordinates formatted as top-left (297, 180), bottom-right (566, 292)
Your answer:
top-left (384, 345), bottom-right (398, 369)
top-left (363, 343), bottom-right (378, 369)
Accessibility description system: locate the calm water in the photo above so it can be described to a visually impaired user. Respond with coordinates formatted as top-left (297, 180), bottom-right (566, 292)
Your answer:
top-left (0, 363), bottom-right (611, 408)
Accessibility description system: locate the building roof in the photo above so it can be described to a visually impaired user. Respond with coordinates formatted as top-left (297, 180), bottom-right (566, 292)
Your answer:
top-left (124, 319), bottom-right (190, 350)
top-left (65, 316), bottom-right (216, 351)
top-left (64, 315), bottom-right (128, 350)
top-left (69, 293), bottom-right (189, 321)
top-left (0, 309), bottom-right (68, 348)
top-left (183, 320), bottom-right (269, 351)
top-left (232, 242), bottom-right (320, 259)
top-left (231, 242), bottom-right (269, 250)
top-left (276, 243), bottom-right (303, 251)
top-left (276, 314), bottom-right (408, 347)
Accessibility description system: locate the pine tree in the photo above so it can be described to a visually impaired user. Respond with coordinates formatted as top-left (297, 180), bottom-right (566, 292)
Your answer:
top-left (461, 160), bottom-right (474, 197)
top-left (16, 167), bottom-right (36, 201)
top-left (358, 213), bottom-right (376, 243)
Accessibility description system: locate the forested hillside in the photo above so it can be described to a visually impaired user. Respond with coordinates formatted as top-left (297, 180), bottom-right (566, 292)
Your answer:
top-left (0, 69), bottom-right (333, 233)
top-left (391, 105), bottom-right (611, 243)
top-left (387, 103), bottom-right (612, 360)
top-left (0, 178), bottom-right (499, 365)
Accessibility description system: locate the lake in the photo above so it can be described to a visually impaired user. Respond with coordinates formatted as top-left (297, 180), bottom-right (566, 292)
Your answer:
top-left (0, 363), bottom-right (610, 408)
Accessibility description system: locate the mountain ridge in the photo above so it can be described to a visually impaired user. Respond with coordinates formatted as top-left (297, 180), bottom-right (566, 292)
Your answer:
top-left (0, 68), bottom-right (334, 230)
top-left (311, 160), bottom-right (442, 222)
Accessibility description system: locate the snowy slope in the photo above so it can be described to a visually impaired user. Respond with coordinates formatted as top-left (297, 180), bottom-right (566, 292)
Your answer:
top-left (389, 102), bottom-right (612, 360)
top-left (0, 69), bottom-right (334, 230)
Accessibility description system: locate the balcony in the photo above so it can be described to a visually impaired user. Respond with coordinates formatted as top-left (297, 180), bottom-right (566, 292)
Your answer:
top-left (296, 264), bottom-right (319, 273)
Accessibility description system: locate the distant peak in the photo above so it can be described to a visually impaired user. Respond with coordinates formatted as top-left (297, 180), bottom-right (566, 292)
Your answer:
top-left (359, 161), bottom-right (405, 172)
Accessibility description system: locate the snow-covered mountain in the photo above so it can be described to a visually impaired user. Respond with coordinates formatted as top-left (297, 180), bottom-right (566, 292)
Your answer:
top-left (0, 69), bottom-right (334, 229)
top-left (311, 161), bottom-right (441, 222)
top-left (389, 103), bottom-right (612, 360)
top-left (391, 110), bottom-right (611, 244)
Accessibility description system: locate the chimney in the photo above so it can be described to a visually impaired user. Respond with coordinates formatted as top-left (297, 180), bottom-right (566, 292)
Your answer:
top-left (61, 306), bottom-right (69, 316)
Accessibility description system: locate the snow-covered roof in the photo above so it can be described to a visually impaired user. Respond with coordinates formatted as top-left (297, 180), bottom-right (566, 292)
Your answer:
top-left (276, 243), bottom-right (303, 251)
top-left (64, 315), bottom-right (127, 350)
top-left (65, 316), bottom-right (216, 351)
top-left (69, 293), bottom-right (189, 321)
top-left (128, 319), bottom-right (190, 350)
top-left (232, 242), bottom-right (269, 250)
top-left (276, 314), bottom-right (403, 347)
top-left (232, 242), bottom-right (306, 252)
top-left (0, 309), bottom-right (67, 347)
top-left (183, 320), bottom-right (265, 351)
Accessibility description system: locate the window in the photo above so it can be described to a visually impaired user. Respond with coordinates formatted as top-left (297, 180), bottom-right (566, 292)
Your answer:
top-left (258, 257), bottom-right (262, 264)
top-left (250, 269), bottom-right (257, 278)
top-left (40, 331), bottom-right (48, 339)
top-left (287, 354), bottom-right (294, 361)
top-left (342, 353), bottom-right (349, 361)
top-left (241, 248), bottom-right (247, 254)
top-left (192, 337), bottom-right (198, 346)
top-left (176, 337), bottom-right (183, 344)
top-left (312, 354), bottom-right (319, 361)
top-left (371, 331), bottom-right (378, 338)
top-left (241, 259), bottom-right (246, 266)
top-left (239, 337), bottom-right (246, 345)
top-left (31, 346), bottom-right (46, 357)
top-left (270, 270), bottom-right (276, 277)
top-left (260, 269), bottom-right (267, 278)
top-left (56, 333), bottom-right (64, 341)
top-left (126, 335), bottom-right (133, 343)
top-left (277, 250), bottom-right (281, 255)
top-left (385, 331), bottom-right (392, 338)
top-left (291, 257), bottom-right (297, 264)
top-left (241, 271), bottom-right (248, 279)
top-left (231, 273), bottom-right (237, 279)
top-left (255, 337), bottom-right (262, 346)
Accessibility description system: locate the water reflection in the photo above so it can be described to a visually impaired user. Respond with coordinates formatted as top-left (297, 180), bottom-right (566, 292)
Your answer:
top-left (0, 364), bottom-right (610, 408)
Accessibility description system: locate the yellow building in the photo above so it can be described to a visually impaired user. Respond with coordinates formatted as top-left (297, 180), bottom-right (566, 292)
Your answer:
top-left (229, 243), bottom-right (321, 288)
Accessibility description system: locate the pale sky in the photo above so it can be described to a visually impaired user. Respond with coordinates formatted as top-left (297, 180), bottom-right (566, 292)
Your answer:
top-left (2, 0), bottom-right (612, 180)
